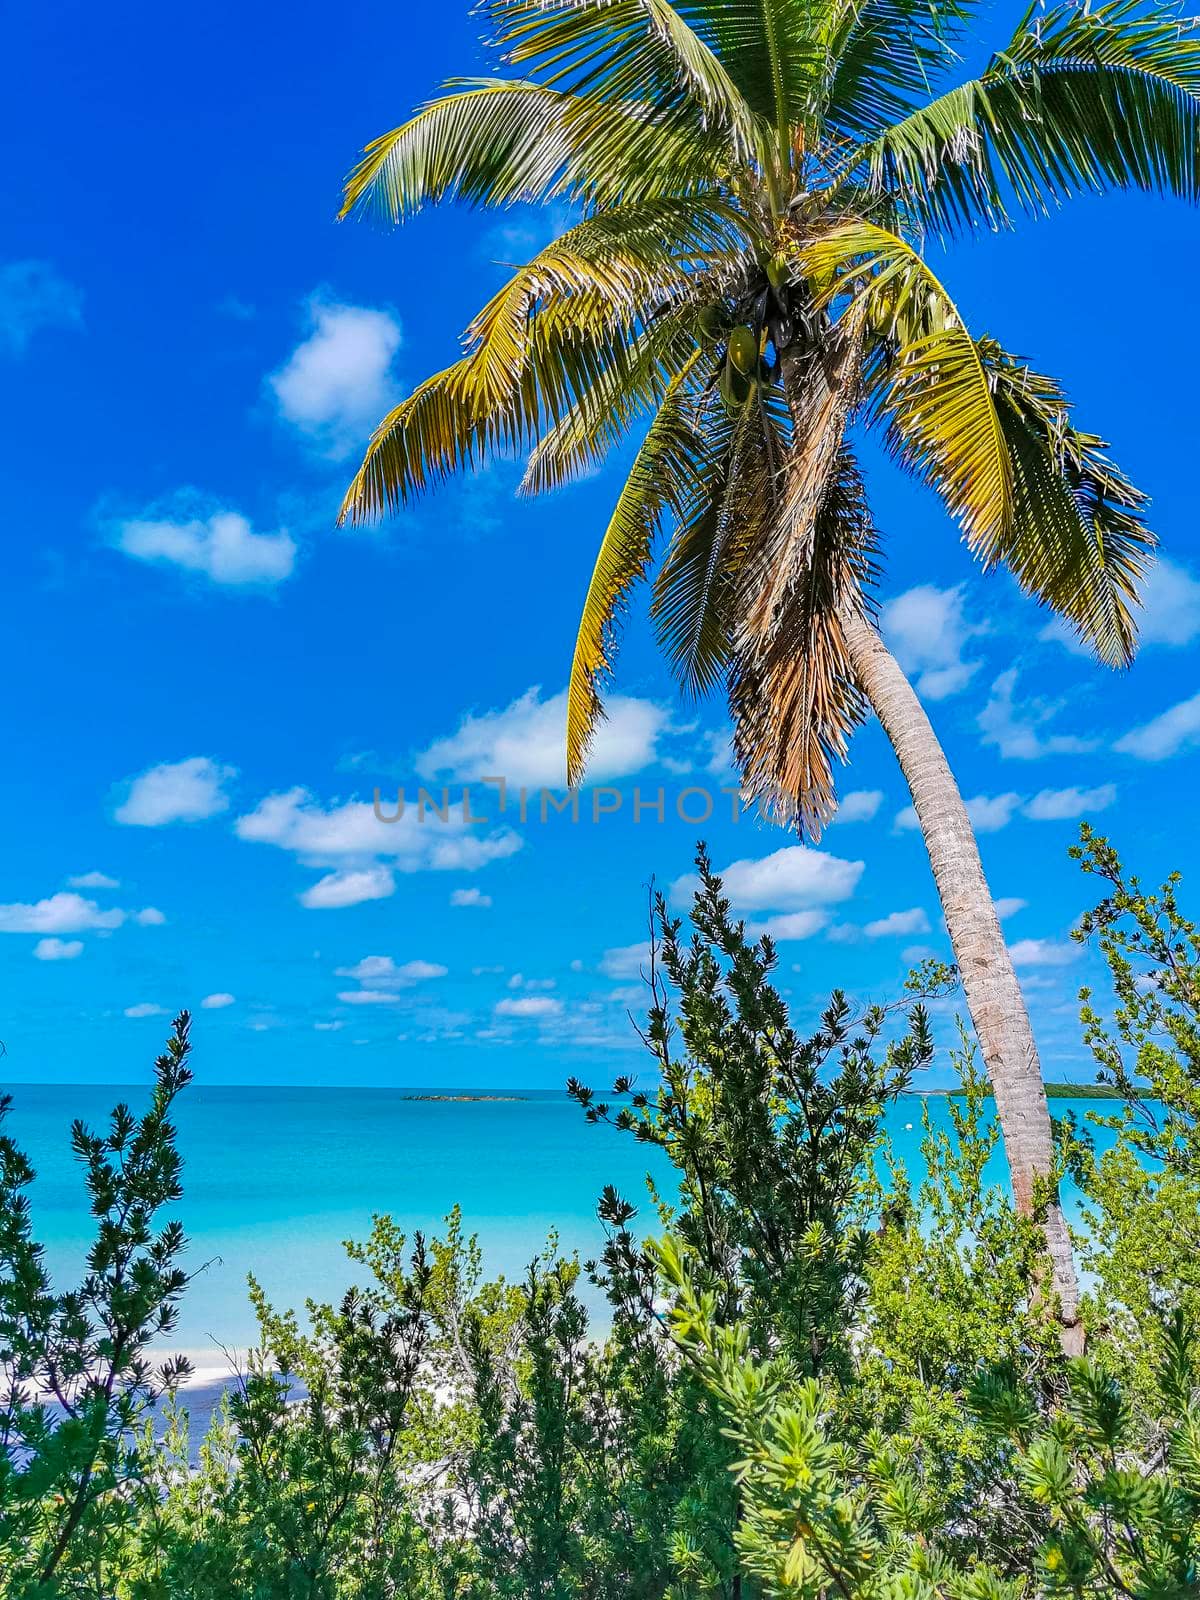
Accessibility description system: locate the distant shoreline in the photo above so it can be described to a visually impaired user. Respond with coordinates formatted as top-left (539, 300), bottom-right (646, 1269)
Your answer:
top-left (399, 1093), bottom-right (528, 1103)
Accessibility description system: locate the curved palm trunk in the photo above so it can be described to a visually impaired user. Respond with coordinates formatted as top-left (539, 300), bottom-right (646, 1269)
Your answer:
top-left (839, 607), bottom-right (1083, 1355)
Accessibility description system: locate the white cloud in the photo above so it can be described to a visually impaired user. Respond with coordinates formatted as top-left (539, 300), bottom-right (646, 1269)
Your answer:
top-left (1043, 557), bottom-right (1200, 653)
top-left (1115, 692), bottom-right (1200, 761)
top-left (1009, 938), bottom-right (1081, 970)
top-left (864, 907), bottom-right (931, 938)
top-left (679, 844), bottom-right (864, 911)
top-left (300, 866), bottom-right (395, 910)
top-left (599, 941), bottom-right (652, 980)
top-left (416, 686), bottom-right (668, 788)
top-left (314, 1020), bottom-right (344, 1031)
top-left (116, 757), bottom-right (235, 826)
top-left (746, 909), bottom-right (829, 941)
top-left (200, 992), bottom-right (236, 1009)
top-left (978, 669), bottom-right (1095, 760)
top-left (494, 995), bottom-right (564, 1019)
top-left (507, 973), bottom-right (556, 990)
top-left (0, 260), bottom-right (83, 355)
top-left (68, 871), bottom-right (119, 890)
top-left (1134, 557), bottom-right (1200, 646)
top-left (994, 897), bottom-right (1027, 921)
top-left (0, 893), bottom-right (125, 934)
top-left (450, 887), bottom-right (492, 908)
top-left (34, 937), bottom-right (83, 961)
top-left (896, 792), bottom-right (1021, 833)
top-left (236, 788), bottom-right (522, 889)
top-left (881, 584), bottom-right (982, 700)
top-left (1023, 784), bottom-right (1116, 821)
top-left (136, 907), bottom-right (167, 926)
top-left (335, 956), bottom-right (447, 987)
top-left (967, 793), bottom-right (1023, 832)
top-left (269, 295), bottom-right (402, 458)
top-left (338, 989), bottom-right (405, 1005)
top-left (831, 789), bottom-right (883, 824)
top-left (124, 1002), bottom-right (167, 1019)
top-left (116, 505), bottom-right (296, 587)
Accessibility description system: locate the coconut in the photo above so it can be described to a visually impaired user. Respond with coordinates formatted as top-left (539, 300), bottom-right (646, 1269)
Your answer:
top-left (727, 324), bottom-right (758, 377)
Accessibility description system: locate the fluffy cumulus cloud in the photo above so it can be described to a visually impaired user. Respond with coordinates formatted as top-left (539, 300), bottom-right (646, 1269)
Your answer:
top-left (115, 757), bottom-right (236, 826)
top-left (416, 686), bottom-right (670, 790)
top-left (678, 844), bottom-right (864, 912)
top-left (0, 260), bottom-right (83, 355)
top-left (1009, 938), bottom-right (1081, 970)
top-left (236, 787), bottom-right (521, 907)
top-left (494, 995), bottom-right (564, 1019)
top-left (994, 897), bottom-right (1027, 921)
top-left (978, 669), bottom-right (1095, 760)
top-left (864, 907), bottom-right (931, 938)
top-left (269, 295), bottom-right (402, 458)
top-left (1115, 692), bottom-right (1200, 761)
top-left (115, 503), bottom-right (296, 587)
top-left (0, 893), bottom-right (126, 934)
top-left (881, 584), bottom-right (982, 700)
top-left (336, 956), bottom-right (448, 987)
top-left (1023, 784), bottom-right (1116, 821)
top-left (0, 888), bottom-right (164, 940)
top-left (830, 789), bottom-right (883, 824)
top-left (33, 937), bottom-right (83, 961)
top-left (598, 941), bottom-right (652, 980)
top-left (745, 909), bottom-right (829, 942)
top-left (450, 887), bottom-right (492, 908)
top-left (300, 866), bottom-right (396, 910)
top-left (200, 992), bottom-right (236, 1009)
top-left (1043, 557), bottom-right (1200, 653)
top-left (124, 1002), bottom-right (167, 1019)
top-left (68, 871), bottom-right (119, 890)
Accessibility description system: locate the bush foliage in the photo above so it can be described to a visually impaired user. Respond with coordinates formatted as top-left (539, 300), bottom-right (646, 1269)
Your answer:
top-left (3, 838), bottom-right (1199, 1598)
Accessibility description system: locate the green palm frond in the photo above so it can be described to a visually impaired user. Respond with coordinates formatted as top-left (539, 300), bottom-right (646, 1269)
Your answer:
top-left (341, 77), bottom-right (737, 223)
top-left (802, 222), bottom-right (1012, 549)
top-left (822, 0), bottom-right (975, 144)
top-left (522, 320), bottom-right (703, 494)
top-left (340, 316), bottom-right (636, 522)
top-left (693, 0), bottom-right (830, 155)
top-left (483, 0), bottom-right (761, 157)
top-left (464, 196), bottom-right (753, 410)
top-left (858, 0), bottom-right (1200, 232)
top-left (981, 343), bottom-right (1154, 666)
top-left (567, 366), bottom-right (710, 783)
top-left (651, 397), bottom-right (774, 699)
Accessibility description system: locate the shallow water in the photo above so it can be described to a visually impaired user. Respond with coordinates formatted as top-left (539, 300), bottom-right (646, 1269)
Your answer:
top-left (1, 1082), bottom-right (1127, 1352)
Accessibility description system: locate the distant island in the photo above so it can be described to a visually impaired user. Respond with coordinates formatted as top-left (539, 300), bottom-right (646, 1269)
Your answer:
top-left (400, 1094), bottom-right (528, 1103)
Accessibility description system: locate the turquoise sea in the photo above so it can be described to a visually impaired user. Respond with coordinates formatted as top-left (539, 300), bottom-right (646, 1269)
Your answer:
top-left (1, 1083), bottom-right (1126, 1355)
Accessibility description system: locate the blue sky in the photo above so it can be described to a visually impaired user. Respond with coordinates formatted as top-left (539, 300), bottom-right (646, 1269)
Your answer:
top-left (3, 0), bottom-right (1200, 1088)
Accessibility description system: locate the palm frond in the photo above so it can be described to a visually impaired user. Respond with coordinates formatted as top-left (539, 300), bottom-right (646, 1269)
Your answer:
top-left (857, 0), bottom-right (1200, 233)
top-left (483, 0), bottom-right (761, 157)
top-left (464, 196), bottom-right (753, 411)
top-left (341, 77), bottom-right (736, 222)
top-left (690, 0), bottom-right (831, 153)
top-left (801, 221), bottom-right (1012, 550)
top-left (567, 368), bottom-right (709, 782)
top-left (522, 322), bottom-right (704, 494)
top-left (651, 395), bottom-right (773, 698)
top-left (731, 446), bottom-right (879, 834)
top-left (980, 341), bottom-right (1154, 666)
top-left (822, 0), bottom-right (975, 145)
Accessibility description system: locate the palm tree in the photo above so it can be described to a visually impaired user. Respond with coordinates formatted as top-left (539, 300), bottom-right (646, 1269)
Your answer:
top-left (337, 0), bottom-right (1200, 1348)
